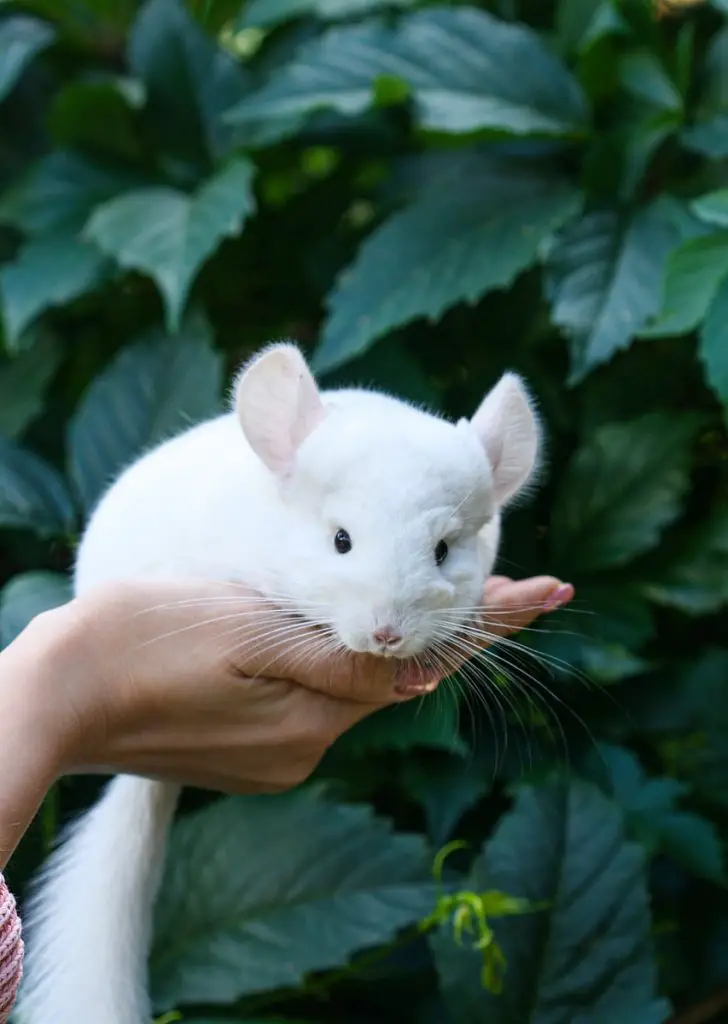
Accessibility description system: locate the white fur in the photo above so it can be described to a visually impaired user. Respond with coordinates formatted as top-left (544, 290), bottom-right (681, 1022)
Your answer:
top-left (17, 345), bottom-right (540, 1024)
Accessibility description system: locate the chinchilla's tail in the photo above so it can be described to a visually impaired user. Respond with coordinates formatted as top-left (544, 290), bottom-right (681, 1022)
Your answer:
top-left (17, 775), bottom-right (180, 1024)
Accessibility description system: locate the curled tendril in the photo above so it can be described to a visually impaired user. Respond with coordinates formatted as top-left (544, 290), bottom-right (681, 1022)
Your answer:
top-left (419, 839), bottom-right (549, 995)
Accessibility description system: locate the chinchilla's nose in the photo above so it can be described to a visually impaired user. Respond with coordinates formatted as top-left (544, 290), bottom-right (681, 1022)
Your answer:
top-left (372, 625), bottom-right (403, 650)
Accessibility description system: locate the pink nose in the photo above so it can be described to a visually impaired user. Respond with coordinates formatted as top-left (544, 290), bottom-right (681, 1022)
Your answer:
top-left (373, 626), bottom-right (402, 647)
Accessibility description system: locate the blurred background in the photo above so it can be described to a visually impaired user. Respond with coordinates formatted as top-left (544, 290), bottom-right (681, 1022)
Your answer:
top-left (1, 0), bottom-right (727, 1021)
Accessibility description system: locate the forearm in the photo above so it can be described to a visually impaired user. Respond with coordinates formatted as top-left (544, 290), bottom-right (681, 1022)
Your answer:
top-left (0, 610), bottom-right (75, 870)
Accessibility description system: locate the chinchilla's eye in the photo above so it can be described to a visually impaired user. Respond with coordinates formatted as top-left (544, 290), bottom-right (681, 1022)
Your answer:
top-left (434, 539), bottom-right (448, 566)
top-left (334, 528), bottom-right (352, 554)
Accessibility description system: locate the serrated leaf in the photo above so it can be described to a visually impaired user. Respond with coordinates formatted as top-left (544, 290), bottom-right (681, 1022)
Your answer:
top-left (430, 775), bottom-right (668, 1023)
top-left (0, 228), bottom-right (109, 347)
top-left (546, 199), bottom-right (684, 383)
top-left (0, 439), bottom-right (75, 537)
top-left (313, 162), bottom-right (581, 372)
top-left (0, 16), bottom-right (55, 104)
top-left (0, 570), bottom-right (70, 647)
top-left (84, 158), bottom-right (256, 331)
top-left (641, 230), bottom-right (728, 338)
top-left (643, 498), bottom-right (728, 614)
top-left (700, 276), bottom-right (728, 406)
top-left (129, 0), bottom-right (250, 165)
top-left (0, 332), bottom-right (60, 438)
top-left (225, 7), bottom-right (589, 141)
top-left (550, 413), bottom-right (700, 574)
top-left (585, 744), bottom-right (726, 885)
top-left (0, 150), bottom-right (147, 235)
top-left (149, 786), bottom-right (434, 1010)
top-left (67, 311), bottom-right (222, 513)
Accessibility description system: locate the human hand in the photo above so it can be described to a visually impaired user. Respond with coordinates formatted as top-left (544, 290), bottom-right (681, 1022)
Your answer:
top-left (0, 573), bottom-right (573, 865)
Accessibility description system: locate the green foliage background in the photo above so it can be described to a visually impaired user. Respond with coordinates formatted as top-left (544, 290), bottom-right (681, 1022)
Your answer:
top-left (1, 0), bottom-right (728, 1020)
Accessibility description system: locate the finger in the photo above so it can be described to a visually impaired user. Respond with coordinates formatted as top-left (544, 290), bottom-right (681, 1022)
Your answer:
top-left (481, 575), bottom-right (574, 639)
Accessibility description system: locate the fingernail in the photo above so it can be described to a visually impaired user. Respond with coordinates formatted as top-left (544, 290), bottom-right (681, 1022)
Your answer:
top-left (543, 582), bottom-right (574, 612)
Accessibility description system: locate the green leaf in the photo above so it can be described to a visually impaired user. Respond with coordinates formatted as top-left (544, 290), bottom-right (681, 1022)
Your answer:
top-left (681, 25), bottom-right (728, 160)
top-left (335, 686), bottom-right (466, 758)
top-left (584, 744), bottom-right (726, 885)
top-left (618, 50), bottom-right (682, 113)
top-left (0, 332), bottom-right (60, 438)
top-left (0, 227), bottom-right (109, 347)
top-left (546, 198), bottom-right (684, 384)
top-left (550, 413), bottom-right (701, 574)
top-left (402, 750), bottom-right (492, 847)
top-left (0, 15), bottom-right (55, 104)
top-left (643, 498), bottom-right (728, 615)
top-left (641, 230), bottom-right (728, 338)
top-left (129, 0), bottom-right (250, 166)
top-left (149, 786), bottom-right (434, 1010)
top-left (691, 189), bottom-right (728, 228)
top-left (313, 161), bottom-right (581, 372)
top-left (0, 570), bottom-right (71, 647)
top-left (83, 158), bottom-right (256, 332)
top-left (700, 276), bottom-right (728, 405)
top-left (67, 312), bottom-right (222, 513)
top-left (430, 775), bottom-right (669, 1023)
top-left (239, 0), bottom-right (415, 29)
top-left (47, 74), bottom-right (146, 163)
top-left (0, 150), bottom-right (148, 235)
top-left (225, 7), bottom-right (589, 141)
top-left (0, 438), bottom-right (75, 537)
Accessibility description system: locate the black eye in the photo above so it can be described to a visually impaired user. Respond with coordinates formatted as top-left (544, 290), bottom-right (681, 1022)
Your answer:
top-left (434, 540), bottom-right (448, 566)
top-left (334, 529), bottom-right (352, 554)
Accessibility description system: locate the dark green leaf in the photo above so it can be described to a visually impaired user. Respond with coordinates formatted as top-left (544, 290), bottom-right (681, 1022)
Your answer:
top-left (643, 498), bottom-right (728, 614)
top-left (47, 74), bottom-right (146, 163)
top-left (0, 332), bottom-right (60, 438)
top-left (618, 50), bottom-right (682, 113)
top-left (0, 228), bottom-right (109, 347)
top-left (430, 775), bottom-right (669, 1023)
top-left (129, 0), bottom-right (250, 166)
top-left (149, 786), bottom-right (434, 1010)
top-left (67, 311), bottom-right (222, 513)
top-left (313, 162), bottom-right (581, 372)
top-left (0, 570), bottom-right (71, 647)
top-left (240, 0), bottom-right (415, 29)
top-left (0, 16), bottom-right (55, 104)
top-left (546, 198), bottom-right (684, 383)
top-left (83, 158), bottom-right (256, 331)
top-left (641, 231), bottom-right (728, 338)
top-left (550, 413), bottom-right (700, 573)
top-left (700, 276), bottom-right (728, 406)
top-left (402, 750), bottom-right (492, 846)
top-left (0, 438), bottom-right (75, 536)
top-left (681, 25), bottom-right (728, 159)
top-left (692, 189), bottom-right (728, 228)
top-left (0, 150), bottom-right (147, 235)
top-left (585, 744), bottom-right (726, 885)
top-left (335, 686), bottom-right (466, 758)
top-left (225, 8), bottom-right (589, 141)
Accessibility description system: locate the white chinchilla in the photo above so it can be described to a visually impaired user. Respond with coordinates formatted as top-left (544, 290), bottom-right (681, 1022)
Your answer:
top-left (18, 342), bottom-right (540, 1024)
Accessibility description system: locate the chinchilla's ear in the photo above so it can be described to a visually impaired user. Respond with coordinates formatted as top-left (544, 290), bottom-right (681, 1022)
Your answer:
top-left (469, 372), bottom-right (540, 506)
top-left (233, 341), bottom-right (326, 477)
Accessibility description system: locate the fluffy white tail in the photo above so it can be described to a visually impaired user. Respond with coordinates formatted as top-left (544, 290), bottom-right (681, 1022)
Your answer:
top-left (17, 776), bottom-right (180, 1024)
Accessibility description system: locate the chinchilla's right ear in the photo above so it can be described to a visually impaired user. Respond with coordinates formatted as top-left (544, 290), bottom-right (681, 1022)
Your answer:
top-left (469, 372), bottom-right (541, 507)
top-left (233, 341), bottom-right (326, 478)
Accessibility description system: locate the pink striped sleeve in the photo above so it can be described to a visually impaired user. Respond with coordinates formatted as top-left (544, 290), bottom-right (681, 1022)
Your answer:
top-left (0, 875), bottom-right (23, 1022)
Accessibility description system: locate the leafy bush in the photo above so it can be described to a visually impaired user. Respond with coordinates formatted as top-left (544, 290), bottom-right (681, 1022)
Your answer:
top-left (1, 0), bottom-right (727, 1020)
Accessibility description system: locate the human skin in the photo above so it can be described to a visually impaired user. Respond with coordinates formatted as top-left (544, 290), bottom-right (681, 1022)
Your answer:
top-left (0, 573), bottom-right (573, 869)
